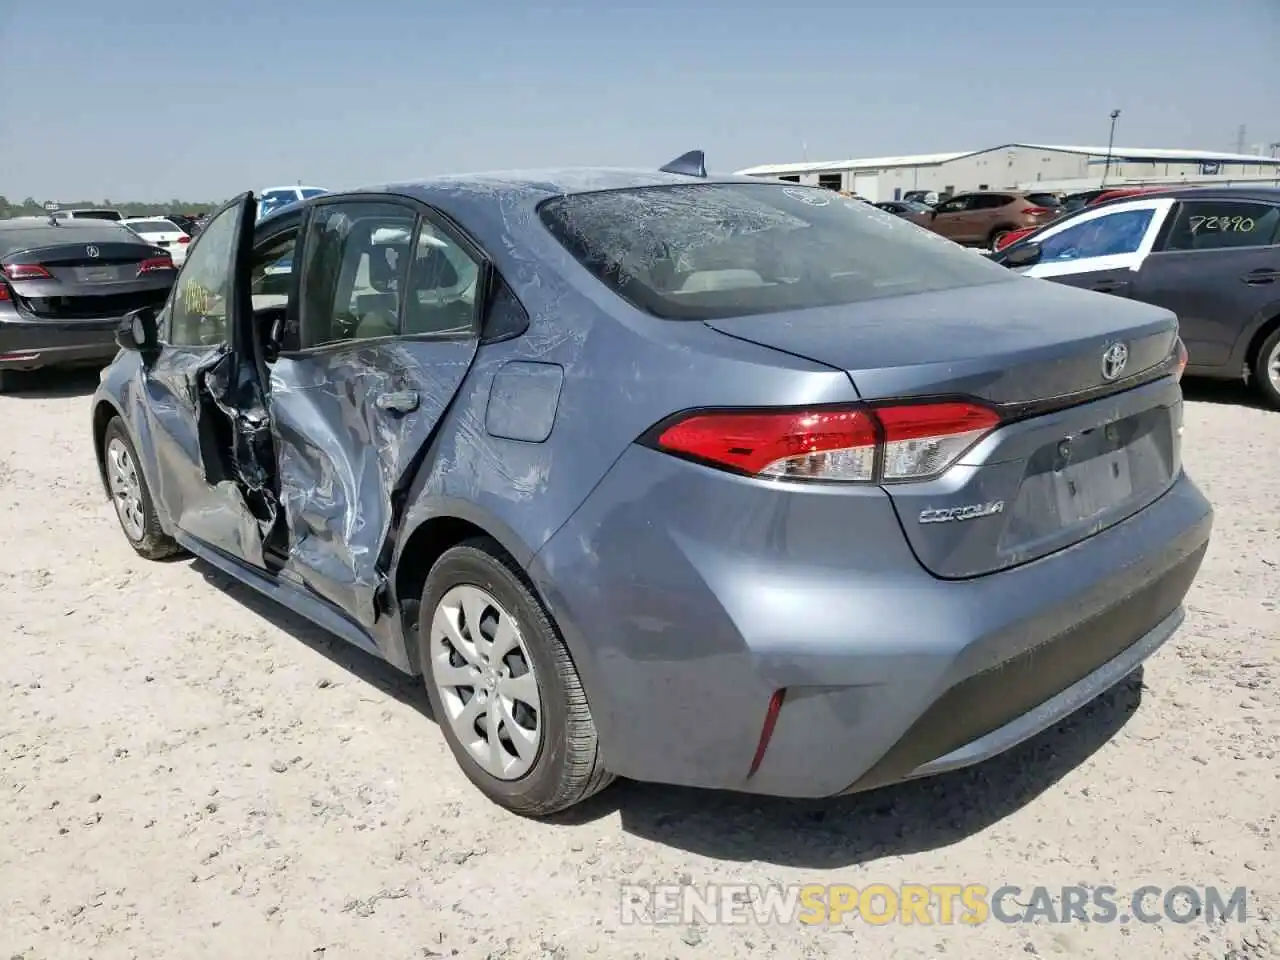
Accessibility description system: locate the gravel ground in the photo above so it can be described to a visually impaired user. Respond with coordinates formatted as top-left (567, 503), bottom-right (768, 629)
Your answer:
top-left (0, 371), bottom-right (1276, 960)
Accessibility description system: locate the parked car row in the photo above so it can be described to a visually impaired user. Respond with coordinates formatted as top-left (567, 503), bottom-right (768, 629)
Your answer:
top-left (80, 154), bottom-right (1213, 820)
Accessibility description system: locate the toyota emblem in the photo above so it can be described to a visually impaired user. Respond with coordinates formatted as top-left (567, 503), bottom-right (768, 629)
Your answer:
top-left (85, 245), bottom-right (100, 259)
top-left (1101, 342), bottom-right (1129, 381)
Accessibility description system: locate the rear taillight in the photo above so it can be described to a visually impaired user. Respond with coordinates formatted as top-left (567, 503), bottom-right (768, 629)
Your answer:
top-left (0, 283), bottom-right (9, 301)
top-left (177, 236), bottom-right (191, 244)
top-left (1021, 206), bottom-right (1052, 216)
top-left (2, 264), bottom-right (53, 281)
top-left (648, 401), bottom-right (1001, 484)
top-left (1174, 337), bottom-right (1188, 382)
top-left (137, 256), bottom-right (174, 275)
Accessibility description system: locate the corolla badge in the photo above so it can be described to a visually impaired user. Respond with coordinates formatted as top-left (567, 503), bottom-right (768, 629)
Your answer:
top-left (1101, 341), bottom-right (1129, 381)
top-left (918, 501), bottom-right (1006, 524)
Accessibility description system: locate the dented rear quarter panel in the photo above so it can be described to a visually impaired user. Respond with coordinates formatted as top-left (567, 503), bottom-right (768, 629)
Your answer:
top-left (383, 172), bottom-right (858, 680)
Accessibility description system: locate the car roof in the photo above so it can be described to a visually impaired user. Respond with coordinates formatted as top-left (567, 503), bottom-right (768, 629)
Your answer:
top-left (254, 167), bottom-right (778, 233)
top-left (1099, 185), bottom-right (1280, 204)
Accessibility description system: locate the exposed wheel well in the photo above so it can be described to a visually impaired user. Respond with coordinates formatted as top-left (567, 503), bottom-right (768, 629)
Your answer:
top-left (393, 516), bottom-right (497, 670)
top-left (1245, 313), bottom-right (1280, 375)
top-left (91, 400), bottom-right (120, 496)
top-left (988, 223), bottom-right (1018, 242)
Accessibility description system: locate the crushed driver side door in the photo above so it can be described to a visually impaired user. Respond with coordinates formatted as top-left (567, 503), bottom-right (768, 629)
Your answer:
top-left (140, 192), bottom-right (275, 567)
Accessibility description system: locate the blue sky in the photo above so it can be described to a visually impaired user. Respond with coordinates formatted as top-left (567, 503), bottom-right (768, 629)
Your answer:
top-left (3, 0), bottom-right (1277, 202)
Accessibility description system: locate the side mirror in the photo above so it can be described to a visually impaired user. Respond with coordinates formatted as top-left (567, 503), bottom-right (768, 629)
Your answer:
top-left (116, 306), bottom-right (160, 361)
top-left (1002, 242), bottom-right (1043, 269)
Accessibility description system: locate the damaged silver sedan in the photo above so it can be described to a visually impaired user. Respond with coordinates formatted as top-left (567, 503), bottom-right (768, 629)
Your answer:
top-left (91, 161), bottom-right (1211, 817)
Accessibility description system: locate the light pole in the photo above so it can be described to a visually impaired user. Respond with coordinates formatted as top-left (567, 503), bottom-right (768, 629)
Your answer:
top-left (1102, 109), bottom-right (1121, 186)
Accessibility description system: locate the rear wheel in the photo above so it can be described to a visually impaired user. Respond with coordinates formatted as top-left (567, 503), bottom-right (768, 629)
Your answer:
top-left (418, 538), bottom-right (613, 816)
top-left (102, 417), bottom-right (180, 560)
top-left (988, 227), bottom-right (1013, 250)
top-left (1253, 327), bottom-right (1280, 410)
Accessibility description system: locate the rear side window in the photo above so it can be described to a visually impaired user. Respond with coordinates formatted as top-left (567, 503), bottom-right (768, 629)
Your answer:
top-left (1025, 193), bottom-right (1062, 208)
top-left (976, 195), bottom-right (1013, 208)
top-left (538, 183), bottom-right (1014, 321)
top-left (1037, 208), bottom-right (1155, 262)
top-left (298, 201), bottom-right (417, 348)
top-left (1161, 201), bottom-right (1280, 251)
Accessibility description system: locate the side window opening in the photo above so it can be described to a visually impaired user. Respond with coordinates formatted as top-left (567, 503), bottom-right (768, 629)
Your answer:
top-left (297, 202), bottom-right (416, 349)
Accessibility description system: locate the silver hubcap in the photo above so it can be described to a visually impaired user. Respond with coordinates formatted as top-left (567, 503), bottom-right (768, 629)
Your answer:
top-left (1267, 341), bottom-right (1280, 391)
top-left (105, 437), bottom-right (145, 541)
top-left (430, 585), bottom-right (542, 780)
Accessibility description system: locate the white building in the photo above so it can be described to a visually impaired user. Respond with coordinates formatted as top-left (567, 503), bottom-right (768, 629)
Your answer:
top-left (735, 143), bottom-right (1280, 203)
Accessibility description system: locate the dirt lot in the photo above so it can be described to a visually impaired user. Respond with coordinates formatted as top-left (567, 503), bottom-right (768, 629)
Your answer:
top-left (0, 372), bottom-right (1276, 960)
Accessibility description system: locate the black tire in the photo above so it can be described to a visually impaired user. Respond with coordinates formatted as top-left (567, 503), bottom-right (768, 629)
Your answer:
top-left (1251, 326), bottom-right (1280, 410)
top-left (988, 227), bottom-right (1013, 250)
top-left (101, 417), bottom-right (181, 560)
top-left (418, 537), bottom-right (613, 816)
top-left (0, 369), bottom-right (14, 394)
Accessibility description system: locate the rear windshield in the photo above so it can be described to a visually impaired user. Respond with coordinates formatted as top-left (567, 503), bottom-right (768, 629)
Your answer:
top-left (299, 188), bottom-right (326, 199)
top-left (538, 183), bottom-right (1013, 320)
top-left (125, 219), bottom-right (181, 233)
top-left (70, 209), bottom-right (122, 221)
top-left (0, 222), bottom-right (140, 257)
top-left (1025, 193), bottom-right (1062, 207)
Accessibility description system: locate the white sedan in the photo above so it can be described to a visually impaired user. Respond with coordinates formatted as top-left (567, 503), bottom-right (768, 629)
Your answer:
top-left (119, 217), bottom-right (192, 265)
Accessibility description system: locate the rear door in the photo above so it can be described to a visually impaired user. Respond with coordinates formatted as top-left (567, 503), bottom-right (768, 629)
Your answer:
top-left (1016, 198), bottom-right (1176, 297)
top-left (1128, 197), bottom-right (1280, 371)
top-left (138, 193), bottom-right (275, 567)
top-left (266, 196), bottom-right (487, 625)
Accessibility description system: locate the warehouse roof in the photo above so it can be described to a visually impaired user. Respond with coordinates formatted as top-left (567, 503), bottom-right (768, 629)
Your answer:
top-left (735, 143), bottom-right (1280, 176)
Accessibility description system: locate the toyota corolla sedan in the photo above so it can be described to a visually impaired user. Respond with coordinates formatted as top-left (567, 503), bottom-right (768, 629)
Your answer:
top-left (90, 153), bottom-right (1212, 816)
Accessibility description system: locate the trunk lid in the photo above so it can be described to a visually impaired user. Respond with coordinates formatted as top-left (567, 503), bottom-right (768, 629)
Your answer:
top-left (2, 241), bottom-right (174, 320)
top-left (705, 277), bottom-right (1183, 578)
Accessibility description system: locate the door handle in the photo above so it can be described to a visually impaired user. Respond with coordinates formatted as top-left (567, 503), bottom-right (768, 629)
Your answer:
top-left (1242, 270), bottom-right (1279, 285)
top-left (1091, 280), bottom-right (1129, 293)
top-left (375, 390), bottom-right (419, 414)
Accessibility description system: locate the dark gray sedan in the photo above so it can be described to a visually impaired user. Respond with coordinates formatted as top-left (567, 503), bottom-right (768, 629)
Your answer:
top-left (89, 154), bottom-right (1212, 816)
top-left (0, 217), bottom-right (176, 391)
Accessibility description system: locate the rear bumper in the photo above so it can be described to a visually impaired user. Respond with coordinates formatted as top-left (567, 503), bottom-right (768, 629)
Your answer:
top-left (0, 314), bottom-right (120, 370)
top-left (531, 446), bottom-right (1213, 798)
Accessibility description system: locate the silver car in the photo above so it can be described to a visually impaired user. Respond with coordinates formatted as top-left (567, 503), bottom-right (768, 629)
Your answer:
top-left (90, 154), bottom-right (1212, 816)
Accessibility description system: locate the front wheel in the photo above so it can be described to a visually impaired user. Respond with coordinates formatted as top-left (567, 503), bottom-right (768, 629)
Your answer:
top-left (1252, 327), bottom-right (1280, 410)
top-left (102, 417), bottom-right (181, 560)
top-left (418, 538), bottom-right (613, 816)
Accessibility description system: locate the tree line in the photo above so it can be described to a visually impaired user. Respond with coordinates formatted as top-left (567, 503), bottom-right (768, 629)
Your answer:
top-left (1, 196), bottom-right (221, 219)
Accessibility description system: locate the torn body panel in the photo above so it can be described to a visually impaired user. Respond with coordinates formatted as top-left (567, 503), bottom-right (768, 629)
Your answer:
top-left (267, 338), bottom-right (479, 646)
top-left (141, 344), bottom-right (270, 568)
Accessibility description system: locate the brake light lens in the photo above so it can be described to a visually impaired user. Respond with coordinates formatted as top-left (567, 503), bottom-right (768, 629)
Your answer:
top-left (137, 256), bottom-right (174, 275)
top-left (650, 401), bottom-right (1000, 483)
top-left (177, 235), bottom-right (191, 244)
top-left (0, 283), bottom-right (9, 301)
top-left (876, 402), bottom-right (1002, 480)
top-left (1174, 337), bottom-right (1188, 382)
top-left (1021, 206), bottom-right (1052, 216)
top-left (2, 264), bottom-right (53, 281)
